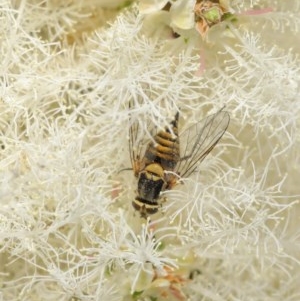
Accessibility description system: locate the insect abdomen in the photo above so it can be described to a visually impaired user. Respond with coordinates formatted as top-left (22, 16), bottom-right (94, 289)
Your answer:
top-left (144, 114), bottom-right (180, 171)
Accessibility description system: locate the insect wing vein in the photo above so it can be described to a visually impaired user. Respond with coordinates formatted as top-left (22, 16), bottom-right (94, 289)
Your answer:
top-left (176, 110), bottom-right (230, 178)
top-left (129, 114), bottom-right (156, 176)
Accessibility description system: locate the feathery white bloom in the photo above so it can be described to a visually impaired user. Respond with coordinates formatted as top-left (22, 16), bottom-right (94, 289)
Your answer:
top-left (0, 1), bottom-right (299, 300)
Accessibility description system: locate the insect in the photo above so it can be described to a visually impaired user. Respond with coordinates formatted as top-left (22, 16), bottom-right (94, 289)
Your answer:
top-left (129, 108), bottom-right (230, 218)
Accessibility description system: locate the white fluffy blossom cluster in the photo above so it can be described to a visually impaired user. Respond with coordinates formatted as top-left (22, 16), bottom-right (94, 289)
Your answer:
top-left (0, 0), bottom-right (299, 300)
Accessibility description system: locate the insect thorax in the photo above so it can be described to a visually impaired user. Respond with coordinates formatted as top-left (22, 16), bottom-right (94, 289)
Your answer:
top-left (137, 165), bottom-right (165, 202)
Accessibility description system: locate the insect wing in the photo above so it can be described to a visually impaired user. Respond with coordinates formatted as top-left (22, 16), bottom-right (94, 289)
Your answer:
top-left (176, 110), bottom-right (230, 178)
top-left (128, 114), bottom-right (154, 177)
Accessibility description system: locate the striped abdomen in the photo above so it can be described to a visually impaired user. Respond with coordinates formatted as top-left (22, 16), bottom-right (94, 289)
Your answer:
top-left (143, 112), bottom-right (180, 171)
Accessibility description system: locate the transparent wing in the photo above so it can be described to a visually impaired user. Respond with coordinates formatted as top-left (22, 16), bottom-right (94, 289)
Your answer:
top-left (129, 112), bottom-right (155, 177)
top-left (176, 110), bottom-right (230, 178)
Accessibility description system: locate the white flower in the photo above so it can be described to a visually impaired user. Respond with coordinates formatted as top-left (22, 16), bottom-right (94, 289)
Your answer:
top-left (139, 0), bottom-right (170, 13)
top-left (139, 0), bottom-right (233, 37)
top-left (0, 1), bottom-right (299, 300)
top-left (140, 0), bottom-right (196, 30)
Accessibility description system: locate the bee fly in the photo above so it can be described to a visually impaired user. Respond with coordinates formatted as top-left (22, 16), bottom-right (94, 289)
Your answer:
top-left (129, 109), bottom-right (230, 218)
